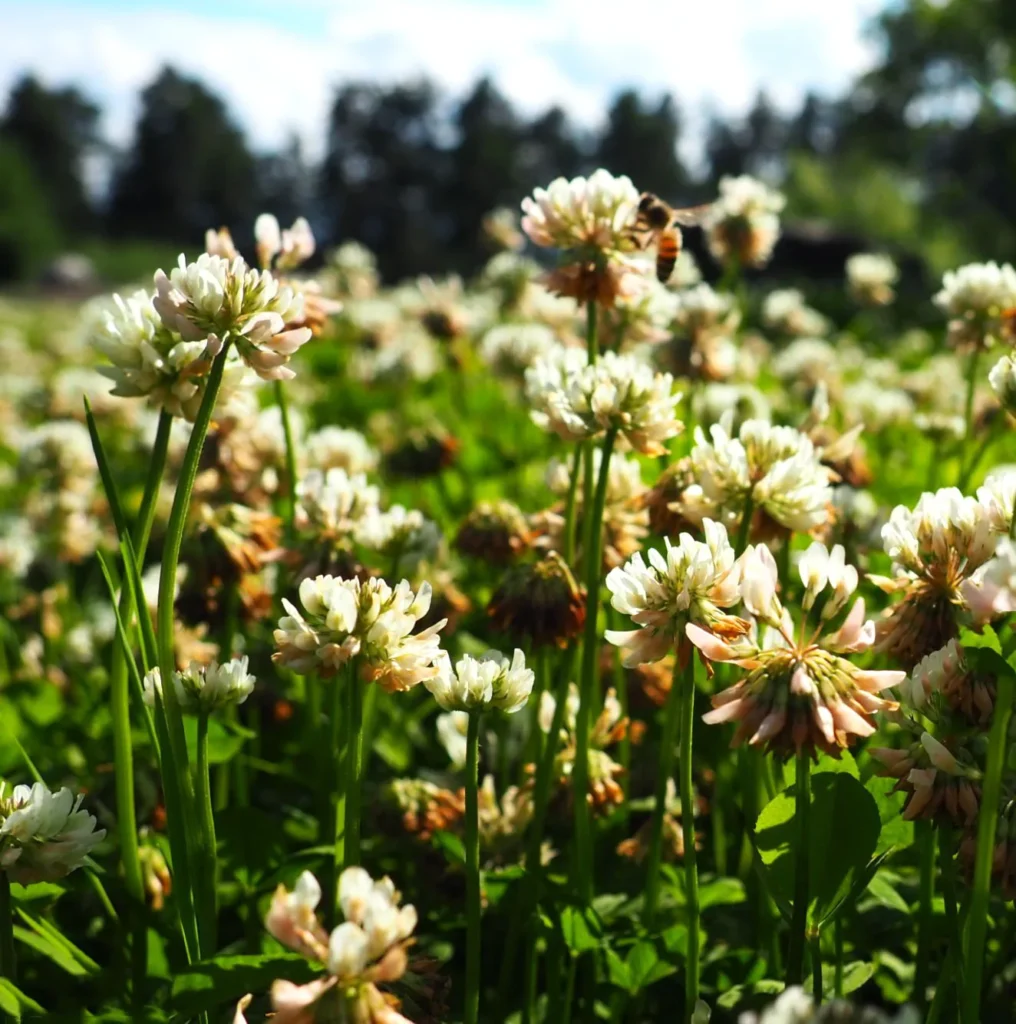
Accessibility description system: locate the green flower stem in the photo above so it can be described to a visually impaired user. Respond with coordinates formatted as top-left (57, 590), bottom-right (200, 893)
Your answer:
top-left (787, 750), bottom-right (811, 984)
top-left (464, 710), bottom-right (482, 1024)
top-left (155, 341), bottom-right (233, 960)
top-left (914, 820), bottom-right (935, 1008)
top-left (343, 671), bottom-right (366, 869)
top-left (642, 656), bottom-right (686, 927)
top-left (499, 647), bottom-right (575, 1020)
top-left (833, 917), bottom-right (844, 998)
top-left (610, 618), bottom-right (629, 808)
top-left (939, 828), bottom-right (965, 1007)
top-left (110, 408), bottom-right (171, 1010)
top-left (572, 427), bottom-right (618, 903)
top-left (735, 494), bottom-right (754, 556)
top-left (195, 710), bottom-right (218, 952)
top-left (273, 379), bottom-right (298, 543)
top-left (962, 669), bottom-right (1015, 1023)
top-left (678, 654), bottom-right (701, 1016)
top-left (961, 346), bottom-right (982, 465)
top-left (586, 299), bottom-right (598, 363)
top-left (0, 872), bottom-right (15, 985)
top-left (810, 932), bottom-right (823, 1005)
top-left (562, 443), bottom-right (584, 569)
top-left (327, 672), bottom-right (348, 924)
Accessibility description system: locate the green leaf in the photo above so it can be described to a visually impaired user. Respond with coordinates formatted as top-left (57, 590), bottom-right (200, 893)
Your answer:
top-left (625, 940), bottom-right (675, 991)
top-left (755, 772), bottom-right (881, 925)
top-left (604, 947), bottom-right (630, 989)
top-left (559, 905), bottom-right (602, 954)
top-left (0, 977), bottom-right (45, 1016)
top-left (170, 954), bottom-right (318, 1017)
top-left (862, 871), bottom-right (911, 915)
top-left (959, 624), bottom-right (1014, 679)
top-left (17, 908), bottom-right (100, 975)
top-left (959, 624), bottom-right (1002, 654)
top-left (716, 979), bottom-right (785, 1010)
top-left (698, 877), bottom-right (746, 910)
top-left (807, 960), bottom-right (874, 997)
top-left (431, 830), bottom-right (465, 867)
top-left (84, 397), bottom-right (129, 544)
top-left (867, 776), bottom-right (913, 855)
top-left (13, 924), bottom-right (90, 976)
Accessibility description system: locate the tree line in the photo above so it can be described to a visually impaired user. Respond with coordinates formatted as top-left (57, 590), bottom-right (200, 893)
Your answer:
top-left (1, 0), bottom-right (1014, 283)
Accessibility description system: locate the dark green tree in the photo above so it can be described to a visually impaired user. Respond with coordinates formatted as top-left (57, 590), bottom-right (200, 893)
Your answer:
top-left (0, 138), bottom-right (61, 281)
top-left (107, 67), bottom-right (258, 245)
top-left (595, 91), bottom-right (691, 199)
top-left (0, 75), bottom-right (100, 235)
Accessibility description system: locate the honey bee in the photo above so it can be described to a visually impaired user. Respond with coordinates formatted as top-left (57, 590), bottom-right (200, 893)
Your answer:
top-left (629, 193), bottom-right (712, 283)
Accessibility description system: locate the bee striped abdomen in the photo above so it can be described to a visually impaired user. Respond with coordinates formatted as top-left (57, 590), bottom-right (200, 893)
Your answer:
top-left (655, 228), bottom-right (680, 283)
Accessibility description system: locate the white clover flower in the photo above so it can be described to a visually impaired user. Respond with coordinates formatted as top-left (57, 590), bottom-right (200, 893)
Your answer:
top-left (480, 322), bottom-right (558, 378)
top-left (0, 781), bottom-right (105, 883)
top-left (608, 275), bottom-right (681, 345)
top-left (521, 169), bottom-right (640, 255)
top-left (274, 575), bottom-right (446, 690)
top-left (303, 426), bottom-right (379, 475)
top-left (934, 261), bottom-right (1016, 349)
top-left (426, 649), bottom-right (534, 713)
top-left (526, 349), bottom-right (681, 456)
top-left (297, 467), bottom-right (380, 538)
top-left (771, 338), bottom-right (839, 388)
top-left (841, 380), bottom-right (915, 429)
top-left (605, 519), bottom-right (744, 666)
top-left (18, 420), bottom-right (96, 492)
top-left (846, 252), bottom-right (898, 305)
top-left (353, 505), bottom-right (441, 572)
top-left (143, 658), bottom-right (254, 713)
top-left (977, 468), bottom-right (1016, 534)
top-left (989, 353), bottom-right (1016, 414)
top-left (693, 382), bottom-right (771, 429)
top-left (255, 213), bottom-right (315, 272)
top-left (672, 283), bottom-right (741, 339)
top-left (703, 175), bottom-right (785, 269)
top-left (762, 289), bottom-right (829, 338)
top-left (436, 710), bottom-right (469, 768)
top-left (153, 253), bottom-right (312, 380)
top-left (0, 515), bottom-right (36, 579)
top-left (961, 537), bottom-right (1016, 623)
top-left (796, 541), bottom-right (858, 616)
top-left (679, 418), bottom-right (833, 534)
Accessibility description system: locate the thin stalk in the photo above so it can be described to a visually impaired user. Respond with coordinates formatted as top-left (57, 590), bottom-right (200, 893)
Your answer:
top-left (735, 494), bottom-right (754, 556)
top-left (678, 654), bottom-right (700, 1017)
top-left (925, 956), bottom-right (957, 1024)
top-left (195, 711), bottom-right (217, 952)
top-left (586, 299), bottom-right (599, 363)
top-left (833, 916), bottom-right (844, 998)
top-left (110, 407), bottom-right (170, 1011)
top-left (343, 673), bottom-right (366, 869)
top-left (0, 873), bottom-right (15, 985)
top-left (939, 828), bottom-right (965, 1003)
top-left (958, 415), bottom-right (1001, 490)
top-left (641, 657), bottom-right (686, 927)
top-left (914, 820), bottom-right (935, 1009)
top-left (787, 750), bottom-right (811, 984)
top-left (559, 955), bottom-right (578, 1024)
top-left (327, 673), bottom-right (347, 923)
top-left (810, 932), bottom-right (823, 1005)
top-left (962, 670), bottom-right (1015, 1023)
top-left (961, 346), bottom-right (982, 464)
top-left (500, 648), bottom-right (575, 1016)
top-left (572, 428), bottom-right (618, 903)
top-left (273, 379), bottom-right (298, 543)
top-left (610, 619), bottom-right (629, 809)
top-left (522, 925), bottom-right (540, 1024)
top-left (463, 711), bottom-right (482, 1024)
top-left (562, 443), bottom-right (584, 569)
top-left (155, 342), bottom-right (232, 961)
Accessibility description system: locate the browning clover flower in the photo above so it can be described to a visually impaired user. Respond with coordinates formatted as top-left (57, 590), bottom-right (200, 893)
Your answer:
top-left (678, 418), bottom-right (835, 536)
top-left (487, 552), bottom-right (586, 649)
top-left (265, 867), bottom-right (418, 1023)
top-left (901, 638), bottom-right (995, 726)
top-left (0, 781), bottom-right (105, 883)
top-left (692, 542), bottom-right (901, 758)
top-left (539, 684), bottom-right (629, 811)
top-left (934, 261), bottom-right (1016, 350)
top-left (154, 253), bottom-right (312, 380)
top-left (520, 170), bottom-right (645, 307)
top-left (604, 519), bottom-right (746, 667)
top-left (455, 500), bottom-right (532, 564)
top-left (702, 174), bottom-right (785, 269)
top-left (426, 648), bottom-right (534, 713)
top-left (273, 576), bottom-right (446, 690)
top-left (617, 777), bottom-right (693, 864)
top-left (871, 487), bottom-right (996, 666)
top-left (525, 349), bottom-right (681, 455)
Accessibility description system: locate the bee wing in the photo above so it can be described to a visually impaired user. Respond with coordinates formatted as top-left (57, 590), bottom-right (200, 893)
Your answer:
top-left (669, 204), bottom-right (713, 228)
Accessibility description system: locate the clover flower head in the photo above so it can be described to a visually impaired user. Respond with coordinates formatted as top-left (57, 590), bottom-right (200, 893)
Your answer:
top-left (426, 648), bottom-right (534, 713)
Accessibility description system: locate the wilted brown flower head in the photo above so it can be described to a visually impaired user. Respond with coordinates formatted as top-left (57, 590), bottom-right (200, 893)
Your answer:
top-left (617, 778), bottom-right (695, 863)
top-left (455, 500), bottom-right (532, 564)
top-left (387, 779), bottom-right (465, 842)
top-left (642, 457), bottom-right (698, 537)
top-left (487, 552), bottom-right (586, 648)
top-left (384, 426), bottom-right (460, 479)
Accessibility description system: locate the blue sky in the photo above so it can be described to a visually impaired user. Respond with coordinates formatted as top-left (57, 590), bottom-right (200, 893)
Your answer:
top-left (0, 0), bottom-right (886, 162)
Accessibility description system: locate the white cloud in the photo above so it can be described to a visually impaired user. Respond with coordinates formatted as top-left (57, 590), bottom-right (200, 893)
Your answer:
top-left (0, 0), bottom-right (884, 163)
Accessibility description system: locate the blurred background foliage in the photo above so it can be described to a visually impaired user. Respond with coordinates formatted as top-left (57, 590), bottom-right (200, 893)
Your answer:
top-left (1, 0), bottom-right (1014, 288)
